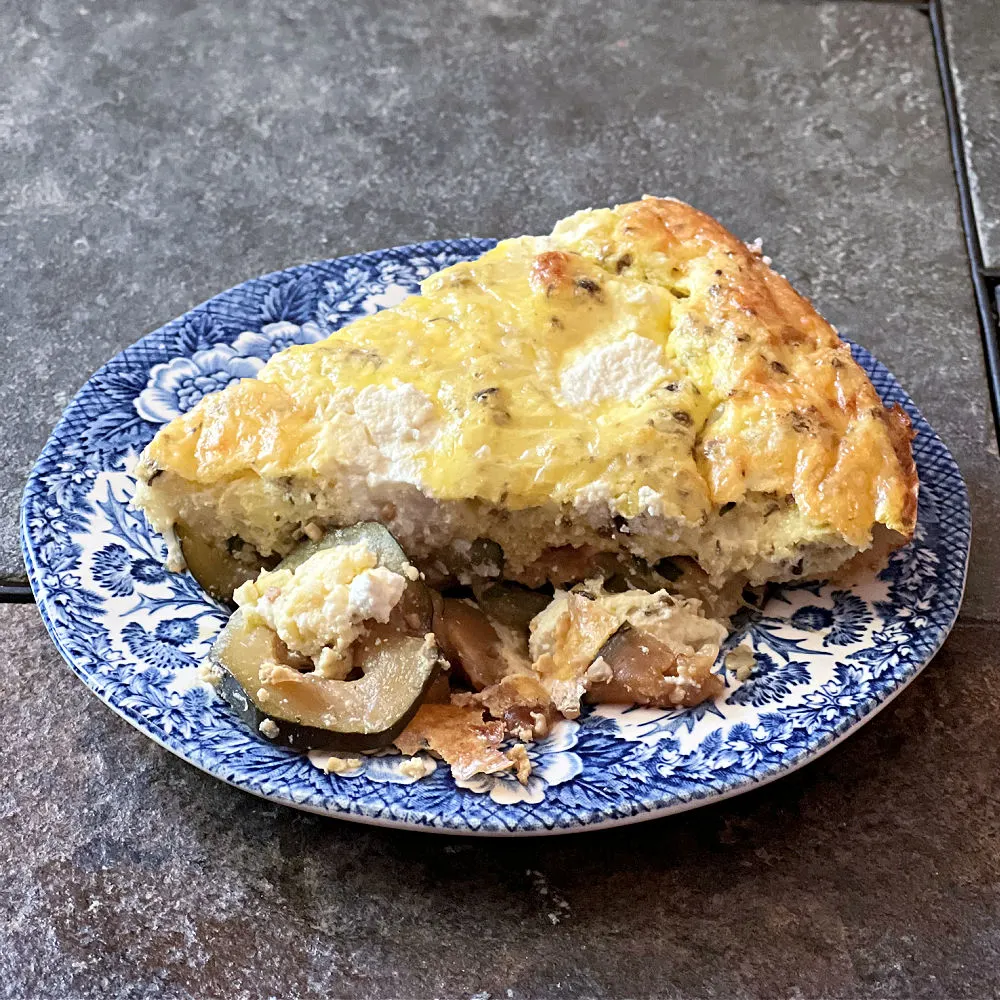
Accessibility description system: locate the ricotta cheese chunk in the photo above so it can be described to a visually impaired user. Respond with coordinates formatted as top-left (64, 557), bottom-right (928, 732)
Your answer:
top-left (233, 541), bottom-right (408, 677)
top-left (313, 381), bottom-right (441, 491)
top-left (558, 334), bottom-right (666, 406)
top-left (353, 382), bottom-right (439, 455)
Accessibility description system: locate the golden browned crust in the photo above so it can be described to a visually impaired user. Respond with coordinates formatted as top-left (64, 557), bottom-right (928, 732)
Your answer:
top-left (884, 403), bottom-right (919, 532)
top-left (393, 704), bottom-right (511, 781)
top-left (554, 195), bottom-right (918, 545)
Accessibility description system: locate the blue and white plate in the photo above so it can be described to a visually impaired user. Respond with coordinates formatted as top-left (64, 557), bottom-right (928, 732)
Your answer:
top-left (21, 240), bottom-right (970, 835)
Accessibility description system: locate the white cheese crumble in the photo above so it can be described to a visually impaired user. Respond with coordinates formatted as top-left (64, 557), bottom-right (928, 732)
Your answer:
top-left (306, 750), bottom-right (364, 775)
top-left (258, 719), bottom-right (280, 739)
top-left (347, 568), bottom-right (404, 620)
top-left (637, 485), bottom-right (665, 517)
top-left (311, 383), bottom-right (442, 490)
top-left (397, 756), bottom-right (436, 780)
top-left (234, 541), bottom-right (408, 676)
top-left (747, 236), bottom-right (772, 266)
top-left (585, 656), bottom-right (613, 684)
top-left (353, 382), bottom-right (438, 456)
top-left (559, 334), bottom-right (666, 406)
top-left (573, 480), bottom-right (613, 514)
top-left (197, 660), bottom-right (223, 687)
top-left (323, 755), bottom-right (363, 775)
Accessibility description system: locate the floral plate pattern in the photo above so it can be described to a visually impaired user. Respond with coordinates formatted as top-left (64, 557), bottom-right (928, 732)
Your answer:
top-left (21, 240), bottom-right (970, 835)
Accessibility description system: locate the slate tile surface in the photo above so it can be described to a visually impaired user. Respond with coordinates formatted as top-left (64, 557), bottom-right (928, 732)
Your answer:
top-left (6, 8), bottom-right (1000, 997)
top-left (3, 603), bottom-right (999, 998)
top-left (943, 0), bottom-right (1000, 268)
top-left (2, 0), bottom-right (998, 619)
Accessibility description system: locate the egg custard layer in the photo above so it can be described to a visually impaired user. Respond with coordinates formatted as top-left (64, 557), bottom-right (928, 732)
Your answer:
top-left (134, 197), bottom-right (917, 593)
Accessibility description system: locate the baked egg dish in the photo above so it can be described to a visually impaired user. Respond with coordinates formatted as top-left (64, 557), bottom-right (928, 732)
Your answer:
top-left (133, 197), bottom-right (917, 782)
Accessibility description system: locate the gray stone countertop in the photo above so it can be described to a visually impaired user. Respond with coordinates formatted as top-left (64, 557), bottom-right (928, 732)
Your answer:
top-left (943, 0), bottom-right (1000, 269)
top-left (4, 2), bottom-right (1000, 997)
top-left (2, 0), bottom-right (999, 620)
top-left (4, 602), bottom-right (1000, 998)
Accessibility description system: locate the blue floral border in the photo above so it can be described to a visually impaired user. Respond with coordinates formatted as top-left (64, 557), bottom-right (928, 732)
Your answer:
top-left (20, 240), bottom-right (970, 835)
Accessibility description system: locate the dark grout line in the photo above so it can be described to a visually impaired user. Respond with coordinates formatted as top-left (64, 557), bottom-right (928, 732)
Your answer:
top-left (771, 0), bottom-right (929, 7)
top-left (0, 583), bottom-right (35, 604)
top-left (929, 0), bottom-right (1000, 447)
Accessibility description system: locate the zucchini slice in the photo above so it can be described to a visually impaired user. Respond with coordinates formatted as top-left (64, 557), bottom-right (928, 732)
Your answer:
top-left (177, 524), bottom-right (265, 604)
top-left (212, 614), bottom-right (442, 751)
top-left (209, 521), bottom-right (442, 750)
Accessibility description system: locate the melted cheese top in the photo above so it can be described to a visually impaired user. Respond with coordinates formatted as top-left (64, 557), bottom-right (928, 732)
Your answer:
top-left (143, 197), bottom-right (916, 546)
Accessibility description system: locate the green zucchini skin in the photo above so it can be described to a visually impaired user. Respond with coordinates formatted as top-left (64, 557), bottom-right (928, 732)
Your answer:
top-left (209, 522), bottom-right (441, 752)
top-left (213, 649), bottom-right (441, 752)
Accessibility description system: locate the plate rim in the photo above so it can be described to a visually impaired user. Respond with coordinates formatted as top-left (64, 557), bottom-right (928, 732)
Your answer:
top-left (20, 239), bottom-right (971, 836)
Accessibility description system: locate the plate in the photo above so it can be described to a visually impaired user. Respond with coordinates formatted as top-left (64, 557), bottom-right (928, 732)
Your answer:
top-left (21, 240), bottom-right (970, 835)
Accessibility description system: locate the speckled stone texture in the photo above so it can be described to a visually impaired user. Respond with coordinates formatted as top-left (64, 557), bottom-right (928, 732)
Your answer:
top-left (3, 601), bottom-right (1000, 999)
top-left (1, 0), bottom-right (998, 619)
top-left (4, 6), bottom-right (1000, 990)
top-left (943, 0), bottom-right (1000, 268)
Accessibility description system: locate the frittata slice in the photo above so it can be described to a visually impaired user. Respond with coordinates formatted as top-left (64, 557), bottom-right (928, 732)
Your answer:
top-left (133, 197), bottom-right (917, 596)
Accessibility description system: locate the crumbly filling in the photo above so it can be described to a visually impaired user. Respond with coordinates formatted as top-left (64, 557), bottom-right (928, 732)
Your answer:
top-left (233, 541), bottom-right (408, 678)
top-left (460, 582), bottom-right (729, 724)
top-left (135, 460), bottom-right (856, 592)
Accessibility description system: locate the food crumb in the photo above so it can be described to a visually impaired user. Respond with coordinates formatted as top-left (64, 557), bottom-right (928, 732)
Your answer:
top-left (324, 755), bottom-right (363, 775)
top-left (726, 643), bottom-right (757, 681)
top-left (585, 657), bottom-right (613, 684)
top-left (258, 719), bottom-right (280, 739)
top-left (398, 756), bottom-right (436, 780)
top-left (506, 744), bottom-right (533, 785)
top-left (302, 521), bottom-right (324, 541)
top-left (198, 660), bottom-right (222, 687)
top-left (530, 711), bottom-right (550, 739)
